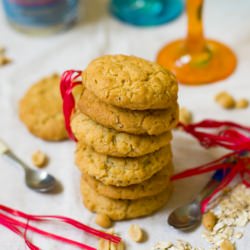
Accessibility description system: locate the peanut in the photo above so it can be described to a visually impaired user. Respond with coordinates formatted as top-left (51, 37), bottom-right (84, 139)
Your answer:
top-left (0, 56), bottom-right (11, 66)
top-left (95, 214), bottom-right (112, 228)
top-left (32, 150), bottom-right (48, 168)
top-left (128, 224), bottom-right (144, 243)
top-left (179, 107), bottom-right (193, 125)
top-left (236, 98), bottom-right (249, 109)
top-left (202, 211), bottom-right (217, 231)
top-left (215, 91), bottom-right (236, 109)
top-left (220, 239), bottom-right (235, 250)
top-left (98, 229), bottom-right (125, 250)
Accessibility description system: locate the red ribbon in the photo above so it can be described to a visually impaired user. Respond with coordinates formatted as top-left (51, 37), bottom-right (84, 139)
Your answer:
top-left (0, 204), bottom-right (121, 250)
top-left (60, 70), bottom-right (82, 140)
top-left (179, 120), bottom-right (250, 150)
top-left (171, 120), bottom-right (250, 213)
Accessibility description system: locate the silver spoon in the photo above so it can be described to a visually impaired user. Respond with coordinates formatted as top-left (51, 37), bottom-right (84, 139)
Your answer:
top-left (0, 139), bottom-right (57, 193)
top-left (168, 169), bottom-right (227, 231)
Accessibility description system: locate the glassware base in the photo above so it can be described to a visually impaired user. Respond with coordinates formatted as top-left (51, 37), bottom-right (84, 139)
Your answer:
top-left (157, 39), bottom-right (237, 85)
top-left (7, 19), bottom-right (77, 36)
top-left (110, 0), bottom-right (184, 27)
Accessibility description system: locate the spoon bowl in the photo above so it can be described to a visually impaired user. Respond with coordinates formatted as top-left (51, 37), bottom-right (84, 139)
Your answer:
top-left (0, 139), bottom-right (57, 193)
top-left (25, 169), bottom-right (57, 193)
top-left (168, 169), bottom-right (229, 231)
top-left (168, 201), bottom-right (202, 231)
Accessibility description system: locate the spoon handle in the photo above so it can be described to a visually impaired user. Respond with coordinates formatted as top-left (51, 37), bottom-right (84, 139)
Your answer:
top-left (0, 139), bottom-right (9, 154)
top-left (196, 169), bottom-right (228, 203)
top-left (0, 139), bottom-right (29, 171)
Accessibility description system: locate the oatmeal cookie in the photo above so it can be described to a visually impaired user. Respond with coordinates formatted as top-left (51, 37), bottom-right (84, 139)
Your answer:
top-left (83, 162), bottom-right (174, 200)
top-left (82, 55), bottom-right (178, 110)
top-left (19, 74), bottom-right (68, 141)
top-left (81, 178), bottom-right (173, 220)
top-left (71, 111), bottom-right (172, 157)
top-left (77, 88), bottom-right (179, 135)
top-left (75, 143), bottom-right (172, 186)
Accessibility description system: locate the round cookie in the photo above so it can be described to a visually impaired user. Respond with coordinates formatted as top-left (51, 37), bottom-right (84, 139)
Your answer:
top-left (71, 111), bottom-right (172, 157)
top-left (75, 143), bottom-right (172, 187)
top-left (83, 162), bottom-right (174, 200)
top-left (77, 88), bottom-right (179, 136)
top-left (19, 74), bottom-right (68, 141)
top-left (82, 55), bottom-right (178, 110)
top-left (81, 178), bottom-right (173, 221)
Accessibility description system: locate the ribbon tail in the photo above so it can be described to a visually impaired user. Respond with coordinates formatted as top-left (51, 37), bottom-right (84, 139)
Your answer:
top-left (200, 162), bottom-right (241, 213)
top-left (60, 70), bottom-right (82, 141)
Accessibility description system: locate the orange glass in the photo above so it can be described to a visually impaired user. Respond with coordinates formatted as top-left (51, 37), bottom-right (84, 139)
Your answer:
top-left (157, 0), bottom-right (237, 85)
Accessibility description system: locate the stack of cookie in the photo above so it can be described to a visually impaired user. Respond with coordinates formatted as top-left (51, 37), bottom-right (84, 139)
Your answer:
top-left (71, 55), bottom-right (179, 221)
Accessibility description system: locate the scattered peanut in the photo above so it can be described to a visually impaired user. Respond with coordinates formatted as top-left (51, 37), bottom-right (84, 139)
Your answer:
top-left (215, 91), bottom-right (236, 109)
top-left (0, 56), bottom-right (11, 66)
top-left (98, 237), bottom-right (110, 250)
top-left (0, 46), bottom-right (11, 66)
top-left (98, 229), bottom-right (125, 250)
top-left (110, 241), bottom-right (125, 250)
top-left (202, 212), bottom-right (217, 231)
top-left (220, 239), bottom-right (235, 250)
top-left (236, 98), bottom-right (249, 109)
top-left (128, 224), bottom-right (144, 243)
top-left (95, 213), bottom-right (112, 228)
top-left (32, 150), bottom-right (48, 168)
top-left (179, 107), bottom-right (193, 125)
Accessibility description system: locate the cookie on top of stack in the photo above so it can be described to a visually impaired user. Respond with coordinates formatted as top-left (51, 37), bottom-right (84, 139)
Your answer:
top-left (71, 55), bottom-right (179, 221)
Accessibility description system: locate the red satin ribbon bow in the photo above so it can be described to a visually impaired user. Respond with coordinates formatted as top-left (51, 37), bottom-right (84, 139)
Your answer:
top-left (171, 120), bottom-right (250, 213)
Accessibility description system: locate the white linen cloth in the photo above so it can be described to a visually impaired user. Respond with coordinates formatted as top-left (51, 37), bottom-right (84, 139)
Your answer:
top-left (0, 0), bottom-right (250, 249)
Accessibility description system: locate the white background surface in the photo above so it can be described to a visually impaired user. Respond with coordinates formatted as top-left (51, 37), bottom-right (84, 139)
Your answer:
top-left (0, 0), bottom-right (250, 249)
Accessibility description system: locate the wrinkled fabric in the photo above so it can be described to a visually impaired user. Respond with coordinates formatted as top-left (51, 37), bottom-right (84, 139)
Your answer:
top-left (0, 0), bottom-right (250, 249)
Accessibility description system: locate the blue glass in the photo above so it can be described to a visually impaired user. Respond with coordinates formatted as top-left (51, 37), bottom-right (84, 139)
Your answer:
top-left (110, 0), bottom-right (184, 26)
top-left (2, 0), bottom-right (78, 34)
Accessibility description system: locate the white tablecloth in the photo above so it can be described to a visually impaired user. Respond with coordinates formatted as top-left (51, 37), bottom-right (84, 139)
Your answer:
top-left (0, 0), bottom-right (250, 249)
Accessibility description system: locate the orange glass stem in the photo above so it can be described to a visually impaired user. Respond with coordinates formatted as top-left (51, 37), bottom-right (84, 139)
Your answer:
top-left (186, 0), bottom-right (205, 53)
top-left (156, 0), bottom-right (237, 85)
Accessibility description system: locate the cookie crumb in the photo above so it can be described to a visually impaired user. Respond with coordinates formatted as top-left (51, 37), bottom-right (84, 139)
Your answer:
top-left (215, 91), bottom-right (236, 109)
top-left (235, 98), bottom-right (249, 109)
top-left (179, 107), bottom-right (193, 125)
top-left (202, 212), bottom-right (218, 231)
top-left (32, 150), bottom-right (48, 168)
top-left (128, 224), bottom-right (144, 243)
top-left (220, 239), bottom-right (235, 250)
top-left (95, 213), bottom-right (112, 228)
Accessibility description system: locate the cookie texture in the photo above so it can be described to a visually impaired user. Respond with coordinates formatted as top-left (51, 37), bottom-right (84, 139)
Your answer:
top-left (81, 178), bottom-right (173, 220)
top-left (77, 88), bottom-right (179, 135)
top-left (83, 55), bottom-right (178, 110)
top-left (71, 111), bottom-right (172, 157)
top-left (19, 74), bottom-right (68, 141)
top-left (75, 143), bottom-right (172, 187)
top-left (83, 162), bottom-right (174, 200)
